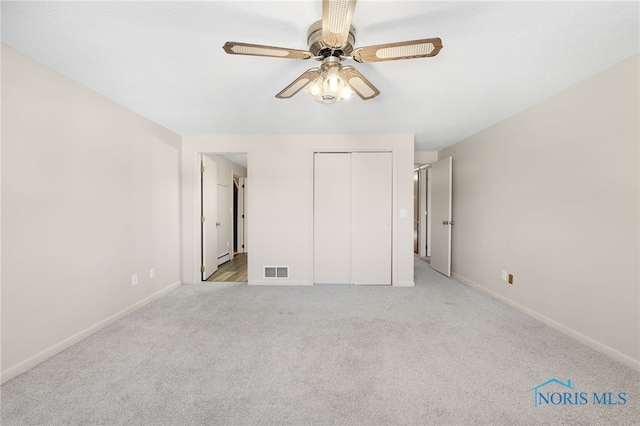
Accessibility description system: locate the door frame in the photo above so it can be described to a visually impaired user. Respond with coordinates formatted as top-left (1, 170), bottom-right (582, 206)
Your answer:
top-left (201, 155), bottom-right (219, 280)
top-left (192, 151), bottom-right (250, 283)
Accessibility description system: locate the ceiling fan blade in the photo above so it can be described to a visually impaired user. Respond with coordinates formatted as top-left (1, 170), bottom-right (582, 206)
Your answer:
top-left (322, 0), bottom-right (357, 48)
top-left (341, 66), bottom-right (380, 100)
top-left (223, 42), bottom-right (313, 60)
top-left (275, 68), bottom-right (321, 99)
top-left (352, 38), bottom-right (443, 63)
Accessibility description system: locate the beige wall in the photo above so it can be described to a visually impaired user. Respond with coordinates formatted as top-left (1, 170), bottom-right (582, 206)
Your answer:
top-left (1, 45), bottom-right (183, 383)
top-left (182, 134), bottom-right (415, 287)
top-left (439, 54), bottom-right (640, 369)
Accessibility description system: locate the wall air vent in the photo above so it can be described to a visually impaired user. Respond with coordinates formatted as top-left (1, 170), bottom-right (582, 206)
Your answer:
top-left (264, 266), bottom-right (289, 279)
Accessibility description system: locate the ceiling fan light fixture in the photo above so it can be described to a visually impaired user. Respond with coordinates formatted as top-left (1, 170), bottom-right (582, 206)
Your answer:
top-left (306, 57), bottom-right (353, 104)
top-left (341, 85), bottom-right (353, 100)
top-left (306, 75), bottom-right (325, 97)
top-left (326, 65), bottom-right (341, 91)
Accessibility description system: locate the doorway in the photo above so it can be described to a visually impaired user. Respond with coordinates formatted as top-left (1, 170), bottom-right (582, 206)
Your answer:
top-left (201, 153), bottom-right (248, 282)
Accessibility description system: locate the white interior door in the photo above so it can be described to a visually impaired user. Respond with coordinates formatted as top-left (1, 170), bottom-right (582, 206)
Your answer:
top-left (351, 152), bottom-right (392, 285)
top-left (314, 153), bottom-right (351, 284)
top-left (202, 156), bottom-right (218, 280)
top-left (430, 156), bottom-right (452, 276)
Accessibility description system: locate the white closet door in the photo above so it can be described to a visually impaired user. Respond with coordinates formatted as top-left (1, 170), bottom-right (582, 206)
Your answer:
top-left (314, 153), bottom-right (351, 284)
top-left (351, 152), bottom-right (392, 285)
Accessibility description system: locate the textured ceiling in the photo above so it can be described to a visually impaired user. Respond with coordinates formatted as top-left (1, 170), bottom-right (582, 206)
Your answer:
top-left (1, 1), bottom-right (638, 151)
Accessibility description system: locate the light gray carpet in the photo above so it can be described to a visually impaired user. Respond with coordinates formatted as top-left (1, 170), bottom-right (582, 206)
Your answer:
top-left (2, 258), bottom-right (639, 425)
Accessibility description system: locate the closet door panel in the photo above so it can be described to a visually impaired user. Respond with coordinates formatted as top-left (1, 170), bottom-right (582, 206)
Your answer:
top-left (313, 153), bottom-right (351, 284)
top-left (351, 152), bottom-right (392, 285)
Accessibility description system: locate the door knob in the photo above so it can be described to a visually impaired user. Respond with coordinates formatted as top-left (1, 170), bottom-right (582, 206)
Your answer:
top-left (442, 220), bottom-right (454, 225)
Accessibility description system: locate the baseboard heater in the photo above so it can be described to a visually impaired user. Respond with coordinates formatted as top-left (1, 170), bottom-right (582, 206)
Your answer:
top-left (217, 252), bottom-right (231, 266)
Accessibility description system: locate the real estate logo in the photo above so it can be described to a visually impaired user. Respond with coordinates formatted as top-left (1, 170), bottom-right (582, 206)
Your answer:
top-left (528, 378), bottom-right (627, 408)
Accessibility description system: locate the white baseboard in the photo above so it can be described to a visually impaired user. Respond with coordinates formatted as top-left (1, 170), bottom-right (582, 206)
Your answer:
top-left (1, 281), bottom-right (182, 384)
top-left (217, 252), bottom-right (231, 266)
top-left (452, 272), bottom-right (640, 372)
top-left (248, 280), bottom-right (312, 286)
top-left (247, 281), bottom-right (414, 287)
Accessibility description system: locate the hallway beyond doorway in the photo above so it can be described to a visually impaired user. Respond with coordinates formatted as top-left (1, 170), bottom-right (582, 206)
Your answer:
top-left (206, 253), bottom-right (247, 282)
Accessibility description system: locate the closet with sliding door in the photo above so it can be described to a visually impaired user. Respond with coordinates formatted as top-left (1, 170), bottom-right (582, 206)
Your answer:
top-left (313, 151), bottom-right (392, 285)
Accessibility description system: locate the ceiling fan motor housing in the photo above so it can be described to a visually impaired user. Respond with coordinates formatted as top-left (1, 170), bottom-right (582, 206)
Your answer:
top-left (307, 20), bottom-right (355, 59)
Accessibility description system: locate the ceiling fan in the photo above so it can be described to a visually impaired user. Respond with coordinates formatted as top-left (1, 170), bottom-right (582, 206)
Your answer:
top-left (222, 0), bottom-right (443, 104)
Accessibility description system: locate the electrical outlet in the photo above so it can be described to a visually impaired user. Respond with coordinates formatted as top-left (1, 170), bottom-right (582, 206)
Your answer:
top-left (501, 270), bottom-right (507, 281)
top-left (150, 268), bottom-right (155, 279)
top-left (508, 274), bottom-right (514, 284)
top-left (131, 274), bottom-right (138, 286)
